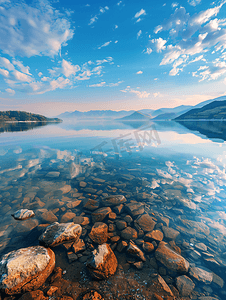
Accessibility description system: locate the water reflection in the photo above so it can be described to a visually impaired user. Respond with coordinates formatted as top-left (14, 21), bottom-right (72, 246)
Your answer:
top-left (0, 121), bottom-right (57, 133)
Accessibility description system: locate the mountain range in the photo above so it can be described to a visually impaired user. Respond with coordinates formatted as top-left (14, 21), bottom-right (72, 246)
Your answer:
top-left (57, 95), bottom-right (226, 121)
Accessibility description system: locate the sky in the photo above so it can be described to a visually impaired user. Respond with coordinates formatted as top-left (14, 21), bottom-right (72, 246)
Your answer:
top-left (0, 0), bottom-right (226, 116)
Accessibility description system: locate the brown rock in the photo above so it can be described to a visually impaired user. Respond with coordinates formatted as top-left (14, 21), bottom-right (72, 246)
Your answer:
top-left (155, 242), bottom-right (189, 273)
top-left (18, 290), bottom-right (45, 300)
top-left (125, 203), bottom-right (145, 217)
top-left (145, 230), bottom-right (163, 242)
top-left (116, 220), bottom-right (127, 230)
top-left (117, 241), bottom-right (128, 252)
top-left (143, 242), bottom-right (155, 252)
top-left (91, 207), bottom-right (112, 223)
top-left (66, 200), bottom-right (82, 209)
top-left (72, 239), bottom-right (86, 253)
top-left (0, 246), bottom-right (55, 295)
top-left (136, 214), bottom-right (156, 232)
top-left (86, 243), bottom-right (118, 280)
top-left (120, 227), bottom-right (138, 240)
top-left (127, 241), bottom-right (146, 261)
top-left (113, 204), bottom-right (124, 214)
top-left (176, 275), bottom-right (195, 296)
top-left (60, 212), bottom-right (76, 223)
top-left (47, 286), bottom-right (58, 296)
top-left (162, 226), bottom-right (180, 240)
top-left (89, 222), bottom-right (108, 244)
top-left (82, 290), bottom-right (104, 300)
top-left (40, 211), bottom-right (58, 223)
top-left (148, 275), bottom-right (174, 298)
top-left (83, 199), bottom-right (99, 211)
top-left (73, 216), bottom-right (90, 225)
top-left (101, 195), bottom-right (126, 207)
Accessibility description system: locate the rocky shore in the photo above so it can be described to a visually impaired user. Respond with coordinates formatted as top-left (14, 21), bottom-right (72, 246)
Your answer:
top-left (0, 149), bottom-right (225, 300)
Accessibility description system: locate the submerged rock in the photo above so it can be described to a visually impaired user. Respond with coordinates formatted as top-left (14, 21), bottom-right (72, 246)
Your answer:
top-left (86, 243), bottom-right (118, 280)
top-left (176, 275), bottom-right (195, 296)
top-left (89, 222), bottom-right (108, 244)
top-left (126, 241), bottom-right (146, 261)
top-left (101, 195), bottom-right (126, 207)
top-left (135, 214), bottom-right (156, 232)
top-left (155, 242), bottom-right (189, 273)
top-left (39, 222), bottom-right (82, 247)
top-left (91, 207), bottom-right (112, 223)
top-left (120, 227), bottom-right (138, 240)
top-left (148, 275), bottom-right (174, 298)
top-left (12, 209), bottom-right (35, 220)
top-left (0, 246), bottom-right (55, 295)
top-left (189, 267), bottom-right (213, 284)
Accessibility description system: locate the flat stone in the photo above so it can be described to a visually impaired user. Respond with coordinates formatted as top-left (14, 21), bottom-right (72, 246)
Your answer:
top-left (125, 203), bottom-right (145, 217)
top-left (116, 220), bottom-right (127, 230)
top-left (162, 226), bottom-right (180, 240)
top-left (91, 207), bottom-right (112, 223)
top-left (46, 172), bottom-right (60, 178)
top-left (66, 200), bottom-right (82, 209)
top-left (72, 239), bottom-right (86, 254)
top-left (86, 243), bottom-right (118, 280)
top-left (212, 272), bottom-right (224, 288)
top-left (135, 214), bottom-right (156, 232)
top-left (39, 222), bottom-right (82, 247)
top-left (83, 187), bottom-right (97, 194)
top-left (39, 211), bottom-right (58, 223)
top-left (89, 222), bottom-right (108, 244)
top-left (180, 219), bottom-right (210, 236)
top-left (148, 275), bottom-right (174, 298)
top-left (83, 199), bottom-right (99, 211)
top-left (101, 195), bottom-right (127, 207)
top-left (155, 242), bottom-right (189, 273)
top-left (127, 241), bottom-right (146, 261)
top-left (12, 209), bottom-right (35, 220)
top-left (189, 267), bottom-right (213, 284)
top-left (60, 212), bottom-right (76, 223)
top-left (0, 246), bottom-right (55, 295)
top-left (176, 275), bottom-right (195, 296)
top-left (79, 181), bottom-right (87, 188)
top-left (73, 216), bottom-right (90, 225)
top-left (145, 230), bottom-right (164, 242)
top-left (60, 185), bottom-right (71, 194)
top-left (120, 227), bottom-right (138, 240)
top-left (195, 242), bottom-right (207, 252)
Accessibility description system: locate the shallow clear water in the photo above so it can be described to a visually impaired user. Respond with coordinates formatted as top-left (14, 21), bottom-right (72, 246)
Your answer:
top-left (0, 120), bottom-right (226, 299)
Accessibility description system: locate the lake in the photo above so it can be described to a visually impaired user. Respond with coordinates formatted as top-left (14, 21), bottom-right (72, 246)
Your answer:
top-left (0, 119), bottom-right (225, 299)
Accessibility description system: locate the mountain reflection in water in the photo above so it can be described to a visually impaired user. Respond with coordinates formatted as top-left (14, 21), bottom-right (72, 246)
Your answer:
top-left (0, 121), bottom-right (54, 133)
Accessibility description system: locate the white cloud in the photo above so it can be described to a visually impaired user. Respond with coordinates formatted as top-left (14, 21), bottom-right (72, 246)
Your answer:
top-left (0, 0), bottom-right (74, 57)
top-left (151, 38), bottom-right (167, 52)
top-left (38, 72), bottom-right (43, 77)
top-left (0, 68), bottom-right (9, 77)
top-left (115, 25), bottom-right (118, 29)
top-left (96, 57), bottom-right (113, 65)
top-left (134, 9), bottom-right (146, 19)
top-left (188, 0), bottom-right (201, 6)
top-left (171, 3), bottom-right (179, 8)
top-left (137, 30), bottom-right (142, 39)
top-left (98, 41), bottom-right (112, 49)
top-left (62, 59), bottom-right (80, 77)
top-left (153, 92), bottom-right (161, 97)
top-left (89, 6), bottom-right (109, 25)
top-left (136, 71), bottom-right (143, 74)
top-left (89, 82), bottom-right (106, 87)
top-left (117, 1), bottom-right (122, 5)
top-left (13, 70), bottom-right (32, 82)
top-left (145, 48), bottom-right (153, 54)
top-left (121, 86), bottom-right (150, 98)
top-left (5, 88), bottom-right (15, 95)
top-left (0, 57), bottom-right (15, 71)
top-left (151, 2), bottom-right (226, 79)
top-left (12, 60), bottom-right (31, 74)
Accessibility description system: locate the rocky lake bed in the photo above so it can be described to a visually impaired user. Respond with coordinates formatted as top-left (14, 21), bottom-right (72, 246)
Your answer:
top-left (0, 147), bottom-right (225, 300)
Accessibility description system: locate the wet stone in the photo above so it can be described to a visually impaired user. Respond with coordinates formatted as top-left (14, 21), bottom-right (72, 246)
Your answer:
top-left (125, 202), bottom-right (145, 217)
top-left (148, 275), bottom-right (174, 298)
top-left (66, 200), bottom-right (82, 209)
top-left (39, 222), bottom-right (82, 247)
top-left (195, 242), bottom-right (207, 252)
top-left (12, 209), bottom-right (35, 220)
top-left (82, 290), bottom-right (104, 300)
top-left (67, 251), bottom-right (78, 263)
top-left (142, 242), bottom-right (155, 252)
top-left (83, 199), bottom-right (99, 211)
top-left (73, 216), bottom-right (90, 225)
top-left (116, 220), bottom-right (127, 231)
top-left (145, 230), bottom-right (164, 242)
top-left (117, 240), bottom-right (128, 252)
top-left (135, 214), bottom-right (156, 232)
top-left (89, 222), bottom-right (108, 244)
top-left (162, 226), bottom-right (180, 240)
top-left (79, 181), bottom-right (87, 188)
top-left (120, 227), bottom-right (138, 240)
top-left (155, 241), bottom-right (190, 273)
top-left (72, 239), bottom-right (86, 253)
top-left (60, 185), bottom-right (71, 194)
top-left (101, 195), bottom-right (126, 207)
top-left (127, 241), bottom-right (146, 261)
top-left (60, 212), bottom-right (76, 223)
top-left (189, 267), bottom-right (213, 284)
top-left (83, 187), bottom-right (97, 194)
top-left (46, 171), bottom-right (60, 178)
top-left (91, 207), bottom-right (112, 223)
top-left (176, 275), bottom-right (195, 296)
top-left (113, 204), bottom-right (124, 214)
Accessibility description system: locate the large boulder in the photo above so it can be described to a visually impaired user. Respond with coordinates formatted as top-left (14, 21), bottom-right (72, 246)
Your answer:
top-left (0, 246), bottom-right (55, 295)
top-left (101, 195), bottom-right (126, 207)
top-left (89, 222), bottom-right (108, 244)
top-left (86, 243), bottom-right (118, 280)
top-left (39, 222), bottom-right (82, 247)
top-left (155, 242), bottom-right (189, 273)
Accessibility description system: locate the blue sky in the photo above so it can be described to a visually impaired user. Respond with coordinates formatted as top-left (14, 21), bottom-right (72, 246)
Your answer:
top-left (0, 0), bottom-right (226, 116)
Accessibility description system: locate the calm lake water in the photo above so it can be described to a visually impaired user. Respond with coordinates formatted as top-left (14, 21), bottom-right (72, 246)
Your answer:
top-left (0, 119), bottom-right (226, 299)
